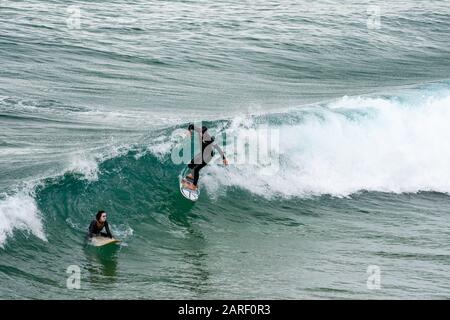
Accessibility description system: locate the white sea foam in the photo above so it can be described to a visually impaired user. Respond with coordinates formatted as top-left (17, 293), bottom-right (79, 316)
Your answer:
top-left (0, 191), bottom-right (47, 248)
top-left (204, 91), bottom-right (450, 198)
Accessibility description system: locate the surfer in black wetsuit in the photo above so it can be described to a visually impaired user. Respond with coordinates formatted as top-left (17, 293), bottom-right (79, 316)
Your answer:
top-left (184, 124), bottom-right (228, 190)
top-left (88, 210), bottom-right (113, 238)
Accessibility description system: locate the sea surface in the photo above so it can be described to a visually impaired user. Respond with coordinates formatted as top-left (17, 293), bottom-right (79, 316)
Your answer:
top-left (1, 0), bottom-right (449, 299)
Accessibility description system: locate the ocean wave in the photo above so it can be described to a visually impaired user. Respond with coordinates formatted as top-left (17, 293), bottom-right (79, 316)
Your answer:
top-left (0, 191), bottom-right (47, 248)
top-left (2, 83), bottom-right (450, 248)
top-left (202, 86), bottom-right (450, 198)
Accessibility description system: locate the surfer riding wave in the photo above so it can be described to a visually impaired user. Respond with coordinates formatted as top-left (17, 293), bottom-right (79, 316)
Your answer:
top-left (182, 124), bottom-right (228, 190)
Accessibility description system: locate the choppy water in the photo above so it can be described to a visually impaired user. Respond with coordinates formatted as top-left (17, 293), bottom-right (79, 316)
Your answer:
top-left (1, 0), bottom-right (449, 299)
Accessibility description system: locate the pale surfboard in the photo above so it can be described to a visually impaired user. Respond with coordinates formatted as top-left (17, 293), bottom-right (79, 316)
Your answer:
top-left (179, 166), bottom-right (200, 201)
top-left (90, 236), bottom-right (121, 247)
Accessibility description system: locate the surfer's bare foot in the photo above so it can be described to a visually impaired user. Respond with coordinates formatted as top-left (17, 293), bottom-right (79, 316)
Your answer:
top-left (181, 180), bottom-right (190, 187)
top-left (186, 174), bottom-right (193, 179)
top-left (186, 183), bottom-right (197, 190)
top-left (182, 179), bottom-right (192, 187)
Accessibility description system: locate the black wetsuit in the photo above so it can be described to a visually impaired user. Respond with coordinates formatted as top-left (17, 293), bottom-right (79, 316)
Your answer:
top-left (88, 220), bottom-right (112, 238)
top-left (188, 126), bottom-right (225, 186)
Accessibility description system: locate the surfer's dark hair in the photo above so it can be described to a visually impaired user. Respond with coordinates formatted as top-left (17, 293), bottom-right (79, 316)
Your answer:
top-left (96, 210), bottom-right (106, 221)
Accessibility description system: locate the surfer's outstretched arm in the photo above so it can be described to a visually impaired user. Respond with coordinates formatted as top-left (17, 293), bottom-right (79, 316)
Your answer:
top-left (212, 141), bottom-right (228, 165)
top-left (213, 143), bottom-right (228, 164)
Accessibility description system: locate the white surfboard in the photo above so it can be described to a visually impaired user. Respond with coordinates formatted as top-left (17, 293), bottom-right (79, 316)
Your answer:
top-left (90, 236), bottom-right (121, 247)
top-left (179, 167), bottom-right (200, 201)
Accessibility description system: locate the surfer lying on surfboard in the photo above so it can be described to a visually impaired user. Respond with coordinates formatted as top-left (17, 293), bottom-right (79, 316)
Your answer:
top-left (182, 124), bottom-right (228, 191)
top-left (88, 210), bottom-right (114, 239)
